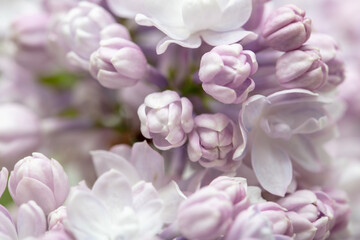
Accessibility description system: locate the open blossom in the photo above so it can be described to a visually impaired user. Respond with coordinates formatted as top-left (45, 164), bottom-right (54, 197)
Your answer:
top-left (0, 103), bottom-right (41, 169)
top-left (239, 89), bottom-right (341, 196)
top-left (138, 90), bottom-right (194, 150)
top-left (263, 4), bottom-right (311, 52)
top-left (107, 0), bottom-right (255, 54)
top-left (66, 170), bottom-right (165, 240)
top-left (89, 38), bottom-right (147, 89)
top-left (276, 46), bottom-right (328, 90)
top-left (187, 113), bottom-right (245, 171)
top-left (8, 153), bottom-right (70, 214)
top-left (59, 2), bottom-right (130, 69)
top-left (199, 44), bottom-right (257, 104)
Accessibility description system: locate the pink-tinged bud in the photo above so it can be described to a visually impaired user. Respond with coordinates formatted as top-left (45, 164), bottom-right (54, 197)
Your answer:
top-left (138, 90), bottom-right (194, 150)
top-left (199, 44), bottom-right (257, 104)
top-left (209, 176), bottom-right (249, 214)
top-left (89, 38), bottom-right (147, 89)
top-left (278, 190), bottom-right (334, 240)
top-left (59, 2), bottom-right (130, 69)
top-left (8, 153), bottom-right (70, 215)
top-left (276, 46), bottom-right (328, 90)
top-left (0, 103), bottom-right (41, 169)
top-left (262, 5), bottom-right (311, 52)
top-left (48, 206), bottom-right (67, 231)
top-left (187, 113), bottom-right (243, 171)
top-left (177, 186), bottom-right (233, 240)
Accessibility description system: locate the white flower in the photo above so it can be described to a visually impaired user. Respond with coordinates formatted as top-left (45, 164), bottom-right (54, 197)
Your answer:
top-left (107, 0), bottom-right (255, 53)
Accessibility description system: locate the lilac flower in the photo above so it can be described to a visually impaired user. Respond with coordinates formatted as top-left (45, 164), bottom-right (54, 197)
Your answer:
top-left (239, 89), bottom-right (340, 196)
top-left (177, 186), bottom-right (233, 240)
top-left (0, 103), bottom-right (41, 169)
top-left (187, 113), bottom-right (245, 171)
top-left (65, 170), bottom-right (164, 240)
top-left (59, 2), bottom-right (130, 69)
top-left (276, 46), bottom-right (328, 90)
top-left (262, 4), bottom-right (311, 52)
top-left (107, 0), bottom-right (255, 54)
top-left (138, 90), bottom-right (194, 150)
top-left (199, 44), bottom-right (257, 104)
top-left (89, 38), bottom-right (147, 89)
top-left (8, 153), bottom-right (70, 214)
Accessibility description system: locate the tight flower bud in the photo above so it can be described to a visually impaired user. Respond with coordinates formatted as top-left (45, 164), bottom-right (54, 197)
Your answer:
top-left (138, 90), bottom-right (194, 150)
top-left (90, 38), bottom-right (147, 89)
top-left (199, 44), bottom-right (257, 104)
top-left (9, 153), bottom-right (70, 215)
top-left (263, 5), bottom-right (311, 52)
top-left (0, 103), bottom-right (41, 169)
top-left (276, 46), bottom-right (328, 90)
top-left (187, 113), bottom-right (243, 170)
top-left (177, 186), bottom-right (233, 240)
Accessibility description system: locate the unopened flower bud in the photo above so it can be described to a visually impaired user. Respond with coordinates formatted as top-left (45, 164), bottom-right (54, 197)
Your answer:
top-left (9, 153), bottom-right (70, 214)
top-left (138, 90), bottom-right (194, 150)
top-left (199, 44), bottom-right (257, 104)
top-left (177, 186), bottom-right (233, 240)
top-left (187, 113), bottom-right (243, 170)
top-left (90, 38), bottom-right (147, 89)
top-left (263, 4), bottom-right (311, 52)
top-left (276, 46), bottom-right (328, 90)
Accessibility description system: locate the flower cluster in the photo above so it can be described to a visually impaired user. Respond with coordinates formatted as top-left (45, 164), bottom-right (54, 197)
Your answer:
top-left (0, 0), bottom-right (359, 239)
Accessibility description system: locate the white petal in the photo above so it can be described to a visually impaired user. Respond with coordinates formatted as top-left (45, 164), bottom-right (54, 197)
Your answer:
top-left (156, 36), bottom-right (201, 54)
top-left (202, 29), bottom-right (256, 46)
top-left (107, 0), bottom-right (143, 18)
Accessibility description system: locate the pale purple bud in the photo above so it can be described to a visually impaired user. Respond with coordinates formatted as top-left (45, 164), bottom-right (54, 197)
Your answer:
top-left (0, 205), bottom-right (17, 239)
top-left (0, 103), bottom-right (41, 169)
top-left (138, 90), bottom-right (194, 150)
top-left (226, 205), bottom-right (276, 240)
top-left (278, 190), bottom-right (334, 240)
top-left (89, 38), bottom-right (147, 89)
top-left (209, 176), bottom-right (249, 214)
top-left (59, 2), bottom-right (129, 69)
top-left (177, 186), bottom-right (233, 240)
top-left (286, 212), bottom-right (316, 240)
top-left (48, 206), bottom-right (68, 231)
top-left (256, 202), bottom-right (294, 237)
top-left (8, 153), bottom-right (70, 215)
top-left (0, 167), bottom-right (8, 198)
top-left (199, 44), bottom-right (257, 104)
top-left (276, 46), bottom-right (328, 90)
top-left (187, 113), bottom-right (243, 170)
top-left (262, 5), bottom-right (312, 52)
top-left (17, 201), bottom-right (47, 239)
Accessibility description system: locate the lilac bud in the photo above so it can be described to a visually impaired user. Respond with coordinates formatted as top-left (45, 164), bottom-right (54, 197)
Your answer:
top-left (48, 206), bottom-right (67, 231)
top-left (60, 2), bottom-right (130, 69)
top-left (177, 186), bottom-right (233, 240)
top-left (276, 46), bottom-right (328, 90)
top-left (0, 205), bottom-right (16, 239)
top-left (0, 103), bottom-right (41, 169)
top-left (278, 190), bottom-right (334, 240)
top-left (8, 153), bottom-right (70, 215)
top-left (199, 44), bottom-right (257, 104)
top-left (89, 38), bottom-right (147, 89)
top-left (263, 5), bottom-right (312, 52)
top-left (138, 90), bottom-right (194, 150)
top-left (187, 113), bottom-right (243, 170)
top-left (17, 201), bottom-right (47, 239)
top-left (0, 168), bottom-right (8, 198)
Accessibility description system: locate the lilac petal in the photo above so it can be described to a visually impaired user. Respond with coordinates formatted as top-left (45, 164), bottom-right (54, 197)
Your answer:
top-left (251, 134), bottom-right (292, 196)
top-left (110, 144), bottom-right (132, 159)
top-left (107, 0), bottom-right (142, 18)
top-left (199, 52), bottom-right (223, 83)
top-left (91, 150), bottom-right (140, 184)
top-left (15, 178), bottom-right (56, 214)
top-left (158, 181), bottom-right (186, 223)
top-left (131, 141), bottom-right (165, 187)
top-left (203, 83), bottom-right (237, 104)
top-left (240, 95), bottom-right (270, 132)
top-left (66, 191), bottom-right (111, 239)
top-left (195, 113), bottom-right (229, 132)
top-left (50, 159), bottom-right (69, 206)
top-left (138, 104), bottom-right (151, 138)
top-left (202, 29), bottom-right (256, 46)
top-left (281, 136), bottom-right (322, 172)
top-left (144, 90), bottom-right (180, 109)
top-left (180, 97), bottom-right (194, 133)
top-left (156, 35), bottom-right (201, 55)
top-left (0, 205), bottom-right (17, 240)
top-left (187, 131), bottom-right (203, 162)
top-left (92, 170), bottom-right (133, 213)
top-left (0, 168), bottom-right (8, 198)
top-left (278, 190), bottom-right (317, 209)
top-left (17, 201), bottom-right (46, 239)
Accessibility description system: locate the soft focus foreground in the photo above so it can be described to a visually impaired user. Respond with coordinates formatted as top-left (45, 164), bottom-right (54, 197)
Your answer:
top-left (0, 0), bottom-right (359, 239)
